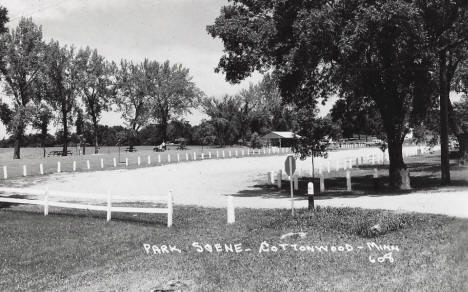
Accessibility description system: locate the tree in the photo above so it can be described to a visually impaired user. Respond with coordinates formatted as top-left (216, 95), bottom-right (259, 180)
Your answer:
top-left (417, 0), bottom-right (468, 184)
top-left (208, 0), bottom-right (435, 189)
top-left (146, 60), bottom-right (203, 142)
top-left (115, 60), bottom-right (151, 150)
top-left (75, 47), bottom-right (115, 154)
top-left (32, 102), bottom-right (53, 157)
top-left (43, 40), bottom-right (79, 156)
top-left (0, 18), bottom-right (44, 159)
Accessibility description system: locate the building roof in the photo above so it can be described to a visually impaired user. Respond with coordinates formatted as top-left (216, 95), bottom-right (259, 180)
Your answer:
top-left (262, 131), bottom-right (301, 139)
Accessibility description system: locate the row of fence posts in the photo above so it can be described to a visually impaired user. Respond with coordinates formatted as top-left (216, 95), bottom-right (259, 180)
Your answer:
top-left (1, 147), bottom-right (293, 179)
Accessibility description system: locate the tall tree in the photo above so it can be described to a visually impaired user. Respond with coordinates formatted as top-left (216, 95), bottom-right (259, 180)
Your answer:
top-left (115, 60), bottom-right (151, 150)
top-left (417, 0), bottom-right (468, 184)
top-left (0, 18), bottom-right (44, 159)
top-left (32, 102), bottom-right (53, 157)
top-left (43, 40), bottom-right (79, 156)
top-left (208, 0), bottom-right (435, 189)
top-left (75, 47), bottom-right (115, 154)
top-left (146, 60), bottom-right (202, 142)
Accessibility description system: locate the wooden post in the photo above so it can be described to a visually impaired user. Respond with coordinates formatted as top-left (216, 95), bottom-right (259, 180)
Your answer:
top-left (277, 170), bottom-right (282, 188)
top-left (101, 158), bottom-right (104, 169)
top-left (40, 163), bottom-right (44, 175)
top-left (308, 182), bottom-right (314, 210)
top-left (44, 187), bottom-right (49, 216)
top-left (57, 161), bottom-right (61, 173)
top-left (72, 161), bottom-right (76, 172)
top-left (113, 158), bottom-right (117, 167)
top-left (346, 170), bottom-right (352, 191)
top-left (320, 173), bottom-right (325, 193)
top-left (167, 191), bottom-right (173, 228)
top-left (227, 195), bottom-right (235, 224)
top-left (87, 160), bottom-right (91, 170)
top-left (106, 190), bottom-right (112, 222)
top-left (23, 165), bottom-right (27, 177)
top-left (2, 166), bottom-right (7, 179)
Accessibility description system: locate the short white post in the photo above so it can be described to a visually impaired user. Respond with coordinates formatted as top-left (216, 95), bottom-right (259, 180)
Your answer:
top-left (268, 148), bottom-right (271, 155)
top-left (113, 158), bottom-right (117, 167)
top-left (320, 173), bottom-right (325, 192)
top-left (57, 161), bottom-right (61, 173)
top-left (106, 190), bottom-right (112, 222)
top-left (356, 157), bottom-right (359, 166)
top-left (125, 158), bottom-right (129, 166)
top-left (101, 158), bottom-right (104, 169)
top-left (209, 152), bottom-right (212, 159)
top-left (87, 160), bottom-right (90, 170)
top-left (263, 148), bottom-right (266, 155)
top-left (43, 187), bottom-right (49, 216)
top-left (235, 150), bottom-right (238, 157)
top-left (167, 191), bottom-right (173, 228)
top-left (277, 170), bottom-right (282, 188)
top-left (186, 152), bottom-right (189, 161)
top-left (242, 150), bottom-right (245, 156)
top-left (346, 170), bottom-right (352, 191)
top-left (349, 159), bottom-right (353, 169)
top-left (137, 156), bottom-right (141, 166)
top-left (201, 153), bottom-right (204, 160)
top-left (371, 155), bottom-right (375, 165)
top-left (73, 161), bottom-right (76, 172)
top-left (40, 163), bottom-right (44, 175)
top-left (293, 175), bottom-right (299, 190)
top-left (308, 182), bottom-right (314, 210)
top-left (177, 153), bottom-right (180, 162)
top-left (148, 155), bottom-right (151, 165)
top-left (222, 150), bottom-right (225, 158)
top-left (2, 166), bottom-right (7, 179)
top-left (229, 150), bottom-right (232, 157)
top-left (158, 155), bottom-right (161, 163)
top-left (373, 168), bottom-right (379, 179)
top-left (267, 172), bottom-right (272, 184)
top-left (168, 154), bottom-right (171, 163)
top-left (193, 152), bottom-right (197, 160)
top-left (335, 160), bottom-right (340, 171)
top-left (23, 165), bottom-right (27, 177)
top-left (216, 150), bottom-right (219, 158)
top-left (227, 195), bottom-right (235, 224)
top-left (327, 161), bottom-right (331, 173)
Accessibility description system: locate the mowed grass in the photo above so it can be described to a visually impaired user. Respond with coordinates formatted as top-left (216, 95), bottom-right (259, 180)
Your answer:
top-left (0, 205), bottom-right (467, 291)
top-left (0, 145), bottom-right (276, 180)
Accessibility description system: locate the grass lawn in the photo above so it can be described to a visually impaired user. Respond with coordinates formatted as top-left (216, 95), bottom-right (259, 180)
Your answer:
top-left (1, 205), bottom-right (467, 291)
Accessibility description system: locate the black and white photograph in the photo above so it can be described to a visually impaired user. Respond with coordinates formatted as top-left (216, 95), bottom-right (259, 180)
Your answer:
top-left (0, 0), bottom-right (467, 291)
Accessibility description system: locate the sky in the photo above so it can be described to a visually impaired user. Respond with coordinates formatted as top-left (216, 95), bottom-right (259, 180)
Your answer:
top-left (0, 0), bottom-right (264, 138)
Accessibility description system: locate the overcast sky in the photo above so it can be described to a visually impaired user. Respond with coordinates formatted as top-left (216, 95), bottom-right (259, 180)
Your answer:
top-left (0, 0), bottom-right (263, 138)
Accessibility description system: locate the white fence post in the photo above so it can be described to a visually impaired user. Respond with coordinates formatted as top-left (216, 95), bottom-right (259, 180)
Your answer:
top-left (148, 155), bottom-right (151, 165)
top-left (293, 175), bottom-right (299, 190)
top-left (87, 160), bottom-right (91, 170)
top-left (320, 173), bottom-right (325, 192)
top-left (346, 170), bottom-right (352, 191)
top-left (335, 160), bottom-right (339, 171)
top-left (40, 163), bottom-right (44, 175)
top-left (227, 195), bottom-right (235, 224)
top-left (137, 156), bottom-right (141, 166)
top-left (177, 153), bottom-right (180, 162)
top-left (23, 165), bottom-right (27, 177)
top-left (167, 191), bottom-right (173, 228)
top-left (327, 161), bottom-right (331, 173)
top-left (125, 158), bottom-right (129, 166)
top-left (57, 161), bottom-right (61, 173)
top-left (2, 166), bottom-right (7, 179)
top-left (44, 187), bottom-right (49, 216)
top-left (201, 153), bottom-right (204, 160)
top-left (186, 152), bottom-right (189, 161)
top-left (113, 158), bottom-right (117, 167)
top-left (216, 150), bottom-right (219, 158)
top-left (168, 154), bottom-right (171, 163)
top-left (229, 150), bottom-right (232, 157)
top-left (222, 150), bottom-right (225, 158)
top-left (73, 161), bottom-right (76, 172)
top-left (277, 170), bottom-right (282, 188)
top-left (106, 190), bottom-right (112, 222)
top-left (235, 150), bottom-right (238, 157)
top-left (101, 158), bottom-right (104, 169)
top-left (193, 152), bottom-right (197, 160)
top-left (158, 155), bottom-right (161, 164)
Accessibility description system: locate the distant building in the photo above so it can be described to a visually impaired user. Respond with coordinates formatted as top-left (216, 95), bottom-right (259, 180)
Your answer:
top-left (261, 131), bottom-right (301, 148)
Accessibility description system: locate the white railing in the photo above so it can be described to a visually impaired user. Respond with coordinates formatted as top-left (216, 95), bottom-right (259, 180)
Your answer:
top-left (0, 187), bottom-right (173, 227)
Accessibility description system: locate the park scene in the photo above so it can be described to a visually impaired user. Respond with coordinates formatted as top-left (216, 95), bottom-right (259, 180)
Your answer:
top-left (0, 1), bottom-right (467, 291)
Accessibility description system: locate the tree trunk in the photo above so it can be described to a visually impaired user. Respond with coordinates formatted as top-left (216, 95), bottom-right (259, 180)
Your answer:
top-left (41, 124), bottom-right (47, 158)
top-left (387, 136), bottom-right (410, 190)
top-left (61, 111), bottom-right (69, 156)
top-left (439, 51), bottom-right (451, 184)
top-left (160, 118), bottom-right (168, 143)
top-left (13, 127), bottom-right (24, 159)
top-left (93, 118), bottom-right (99, 154)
